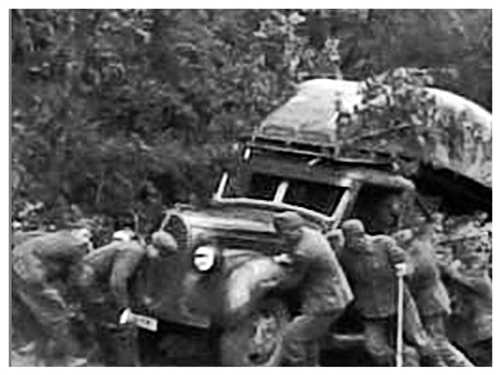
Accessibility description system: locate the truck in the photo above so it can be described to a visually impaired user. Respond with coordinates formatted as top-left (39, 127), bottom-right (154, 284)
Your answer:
top-left (130, 76), bottom-right (492, 366)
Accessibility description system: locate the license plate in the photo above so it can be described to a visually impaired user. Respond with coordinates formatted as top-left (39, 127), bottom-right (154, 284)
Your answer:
top-left (133, 314), bottom-right (158, 332)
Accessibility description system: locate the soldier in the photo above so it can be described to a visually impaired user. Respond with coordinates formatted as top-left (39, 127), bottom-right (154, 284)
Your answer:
top-left (340, 219), bottom-right (440, 366)
top-left (75, 228), bottom-right (178, 366)
top-left (272, 212), bottom-right (353, 366)
top-left (75, 228), bottom-right (142, 366)
top-left (12, 225), bottom-right (92, 366)
top-left (405, 216), bottom-right (473, 366)
top-left (443, 246), bottom-right (492, 366)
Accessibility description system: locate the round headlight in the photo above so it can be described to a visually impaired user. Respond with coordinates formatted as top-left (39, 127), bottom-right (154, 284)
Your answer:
top-left (193, 245), bottom-right (218, 272)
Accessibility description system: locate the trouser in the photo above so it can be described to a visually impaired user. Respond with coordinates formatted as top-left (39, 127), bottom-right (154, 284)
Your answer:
top-left (91, 322), bottom-right (140, 366)
top-left (401, 289), bottom-right (444, 366)
top-left (11, 292), bottom-right (45, 348)
top-left (363, 318), bottom-right (420, 366)
top-left (362, 293), bottom-right (444, 367)
top-left (12, 276), bottom-right (79, 363)
top-left (83, 300), bottom-right (140, 366)
top-left (462, 339), bottom-right (491, 366)
top-left (422, 314), bottom-right (473, 367)
top-left (281, 312), bottom-right (341, 366)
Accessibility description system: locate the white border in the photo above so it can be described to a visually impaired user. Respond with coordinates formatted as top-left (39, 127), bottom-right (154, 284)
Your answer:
top-left (0, 1), bottom-right (497, 9)
top-left (2, 4), bottom-right (498, 375)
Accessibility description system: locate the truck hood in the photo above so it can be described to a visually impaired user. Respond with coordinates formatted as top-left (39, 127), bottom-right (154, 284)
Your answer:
top-left (175, 204), bottom-right (284, 254)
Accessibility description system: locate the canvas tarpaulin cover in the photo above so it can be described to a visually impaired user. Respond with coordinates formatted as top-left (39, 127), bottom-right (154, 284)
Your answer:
top-left (256, 79), bottom-right (491, 188)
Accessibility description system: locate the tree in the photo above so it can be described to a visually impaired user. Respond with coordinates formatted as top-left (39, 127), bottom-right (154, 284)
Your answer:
top-left (11, 9), bottom-right (491, 229)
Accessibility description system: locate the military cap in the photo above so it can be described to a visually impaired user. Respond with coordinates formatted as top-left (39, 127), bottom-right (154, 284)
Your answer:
top-left (72, 227), bottom-right (93, 244)
top-left (393, 229), bottom-right (414, 246)
top-left (273, 211), bottom-right (304, 231)
top-left (151, 230), bottom-right (178, 255)
top-left (341, 219), bottom-right (365, 234)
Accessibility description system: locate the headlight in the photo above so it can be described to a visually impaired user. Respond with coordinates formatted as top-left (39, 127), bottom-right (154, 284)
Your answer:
top-left (193, 245), bottom-right (219, 272)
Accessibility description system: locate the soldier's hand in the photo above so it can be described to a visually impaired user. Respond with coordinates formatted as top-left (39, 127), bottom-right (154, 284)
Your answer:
top-left (389, 247), bottom-right (407, 264)
top-left (444, 260), bottom-right (462, 278)
top-left (394, 263), bottom-right (408, 277)
top-left (119, 307), bottom-right (132, 325)
top-left (146, 244), bottom-right (160, 259)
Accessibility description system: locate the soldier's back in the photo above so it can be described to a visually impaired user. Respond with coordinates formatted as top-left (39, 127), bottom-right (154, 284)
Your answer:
top-left (451, 269), bottom-right (491, 345)
top-left (14, 230), bottom-right (89, 262)
top-left (340, 235), bottom-right (398, 318)
top-left (12, 230), bottom-right (47, 249)
top-left (297, 227), bottom-right (353, 315)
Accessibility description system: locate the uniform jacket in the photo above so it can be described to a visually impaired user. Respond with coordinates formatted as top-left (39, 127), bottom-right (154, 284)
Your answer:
top-left (12, 231), bottom-right (90, 337)
top-left (447, 268), bottom-right (492, 345)
top-left (340, 235), bottom-right (406, 319)
top-left (406, 235), bottom-right (451, 317)
top-left (12, 230), bottom-right (90, 285)
top-left (291, 227), bottom-right (354, 316)
top-left (80, 240), bottom-right (145, 310)
top-left (12, 230), bottom-right (47, 248)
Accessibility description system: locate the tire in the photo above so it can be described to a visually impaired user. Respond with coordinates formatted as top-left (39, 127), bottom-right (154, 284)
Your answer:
top-left (138, 326), bottom-right (218, 366)
top-left (219, 298), bottom-right (290, 366)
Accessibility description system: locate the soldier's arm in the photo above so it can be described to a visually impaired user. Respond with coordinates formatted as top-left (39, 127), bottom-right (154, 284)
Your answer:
top-left (109, 245), bottom-right (145, 310)
top-left (43, 231), bottom-right (91, 261)
top-left (384, 239), bottom-right (414, 276)
top-left (385, 240), bottom-right (407, 265)
top-left (40, 286), bottom-right (70, 312)
top-left (448, 273), bottom-right (484, 293)
top-left (445, 265), bottom-right (491, 296)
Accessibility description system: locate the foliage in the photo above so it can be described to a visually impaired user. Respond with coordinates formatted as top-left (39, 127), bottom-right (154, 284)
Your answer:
top-left (11, 9), bottom-right (491, 231)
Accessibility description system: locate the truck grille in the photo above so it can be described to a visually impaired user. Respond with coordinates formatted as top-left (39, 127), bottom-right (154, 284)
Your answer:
top-left (164, 215), bottom-right (189, 252)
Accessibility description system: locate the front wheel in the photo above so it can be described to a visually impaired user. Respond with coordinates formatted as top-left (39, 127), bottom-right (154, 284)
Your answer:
top-left (219, 298), bottom-right (290, 366)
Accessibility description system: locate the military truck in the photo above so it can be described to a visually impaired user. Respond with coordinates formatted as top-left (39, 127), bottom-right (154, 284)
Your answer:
top-left (130, 77), bottom-right (491, 366)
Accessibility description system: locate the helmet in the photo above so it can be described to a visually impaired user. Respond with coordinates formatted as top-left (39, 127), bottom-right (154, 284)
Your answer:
top-left (273, 211), bottom-right (304, 232)
top-left (151, 230), bottom-right (178, 255)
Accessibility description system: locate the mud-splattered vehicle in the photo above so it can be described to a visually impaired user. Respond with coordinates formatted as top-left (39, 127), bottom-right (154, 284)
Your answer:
top-left (130, 76), bottom-right (491, 366)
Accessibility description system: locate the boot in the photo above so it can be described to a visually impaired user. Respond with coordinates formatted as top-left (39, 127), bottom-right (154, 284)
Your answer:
top-left (403, 345), bottom-right (420, 366)
top-left (109, 325), bottom-right (141, 366)
top-left (46, 355), bottom-right (88, 367)
top-left (420, 352), bottom-right (446, 366)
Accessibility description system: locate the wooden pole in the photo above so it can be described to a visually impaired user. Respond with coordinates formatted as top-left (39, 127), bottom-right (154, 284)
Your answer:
top-left (396, 269), bottom-right (405, 367)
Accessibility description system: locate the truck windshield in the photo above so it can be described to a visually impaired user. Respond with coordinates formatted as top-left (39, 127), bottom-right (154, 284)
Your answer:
top-left (247, 173), bottom-right (282, 200)
top-left (283, 179), bottom-right (344, 214)
top-left (222, 172), bottom-right (345, 216)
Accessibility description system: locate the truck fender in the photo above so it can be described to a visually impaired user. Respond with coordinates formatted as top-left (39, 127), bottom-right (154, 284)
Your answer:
top-left (220, 254), bottom-right (300, 325)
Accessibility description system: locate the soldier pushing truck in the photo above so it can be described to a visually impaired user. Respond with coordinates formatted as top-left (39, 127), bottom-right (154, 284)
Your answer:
top-left (272, 211), bottom-right (353, 366)
top-left (12, 223), bottom-right (93, 366)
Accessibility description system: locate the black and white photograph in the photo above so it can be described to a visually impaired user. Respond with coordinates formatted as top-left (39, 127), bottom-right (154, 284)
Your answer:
top-left (9, 8), bottom-right (492, 367)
